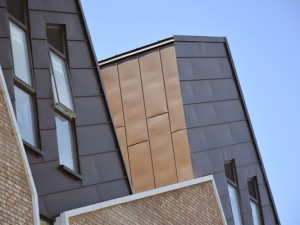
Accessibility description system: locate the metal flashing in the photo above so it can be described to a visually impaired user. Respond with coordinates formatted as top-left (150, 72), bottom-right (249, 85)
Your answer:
top-left (99, 37), bottom-right (174, 65)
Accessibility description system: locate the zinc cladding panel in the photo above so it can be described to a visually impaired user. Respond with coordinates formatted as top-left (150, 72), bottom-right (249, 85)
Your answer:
top-left (181, 79), bottom-right (239, 104)
top-left (34, 69), bottom-right (52, 99)
top-left (177, 58), bottom-right (233, 80)
top-left (175, 42), bottom-right (228, 58)
top-left (160, 45), bottom-right (186, 132)
top-left (171, 129), bottom-right (194, 182)
top-left (70, 69), bottom-right (102, 97)
top-left (74, 96), bottom-right (110, 126)
top-left (101, 64), bottom-right (124, 128)
top-left (28, 0), bottom-right (78, 13)
top-left (30, 160), bottom-right (81, 196)
top-left (188, 121), bottom-right (252, 153)
top-left (39, 179), bottom-right (131, 218)
top-left (139, 49), bottom-right (168, 118)
top-left (0, 8), bottom-right (9, 37)
top-left (76, 124), bottom-right (118, 156)
top-left (184, 100), bottom-right (245, 128)
top-left (118, 57), bottom-right (148, 146)
top-left (116, 127), bottom-right (130, 178)
top-left (128, 141), bottom-right (155, 193)
top-left (80, 151), bottom-right (127, 186)
top-left (147, 113), bottom-right (177, 188)
top-left (0, 39), bottom-right (13, 68)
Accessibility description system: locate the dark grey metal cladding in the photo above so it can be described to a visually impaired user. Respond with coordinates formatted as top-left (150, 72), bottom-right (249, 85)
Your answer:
top-left (175, 36), bottom-right (280, 224)
top-left (0, 0), bottom-right (131, 219)
top-left (38, 178), bottom-right (131, 218)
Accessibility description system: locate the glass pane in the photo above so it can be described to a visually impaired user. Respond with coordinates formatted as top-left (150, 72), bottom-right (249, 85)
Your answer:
top-left (228, 183), bottom-right (243, 225)
top-left (251, 200), bottom-right (262, 225)
top-left (14, 86), bottom-right (37, 146)
top-left (9, 21), bottom-right (32, 86)
top-left (50, 52), bottom-right (74, 110)
top-left (55, 114), bottom-right (77, 171)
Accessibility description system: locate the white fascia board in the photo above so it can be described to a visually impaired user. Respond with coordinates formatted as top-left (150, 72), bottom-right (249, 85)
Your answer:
top-left (0, 65), bottom-right (40, 224)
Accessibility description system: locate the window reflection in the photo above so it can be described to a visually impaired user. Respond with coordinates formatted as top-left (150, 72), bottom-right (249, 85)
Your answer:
top-left (55, 114), bottom-right (77, 171)
top-left (14, 86), bottom-right (37, 146)
top-left (50, 52), bottom-right (74, 111)
top-left (9, 21), bottom-right (32, 86)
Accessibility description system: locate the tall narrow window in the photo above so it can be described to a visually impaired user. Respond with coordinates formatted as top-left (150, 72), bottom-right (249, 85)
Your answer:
top-left (9, 21), bottom-right (32, 86)
top-left (47, 25), bottom-right (78, 173)
top-left (248, 178), bottom-right (263, 225)
top-left (55, 113), bottom-right (78, 172)
top-left (225, 161), bottom-right (243, 225)
top-left (9, 17), bottom-right (38, 148)
top-left (50, 51), bottom-right (74, 112)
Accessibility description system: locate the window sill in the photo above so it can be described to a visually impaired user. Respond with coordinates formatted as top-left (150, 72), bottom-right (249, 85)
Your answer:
top-left (23, 141), bottom-right (43, 156)
top-left (59, 165), bottom-right (82, 180)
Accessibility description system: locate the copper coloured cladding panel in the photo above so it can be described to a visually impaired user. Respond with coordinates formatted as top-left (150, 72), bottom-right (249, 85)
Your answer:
top-left (128, 141), bottom-right (155, 193)
top-left (139, 50), bottom-right (168, 118)
top-left (147, 113), bottom-right (177, 188)
top-left (118, 58), bottom-right (148, 146)
top-left (160, 45), bottom-right (186, 132)
top-left (116, 127), bottom-right (130, 178)
top-left (172, 129), bottom-right (194, 182)
top-left (101, 65), bottom-right (124, 128)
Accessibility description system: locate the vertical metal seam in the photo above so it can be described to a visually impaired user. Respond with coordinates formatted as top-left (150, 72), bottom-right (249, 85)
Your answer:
top-left (137, 54), bottom-right (157, 189)
top-left (116, 62), bottom-right (132, 186)
top-left (158, 46), bottom-right (179, 183)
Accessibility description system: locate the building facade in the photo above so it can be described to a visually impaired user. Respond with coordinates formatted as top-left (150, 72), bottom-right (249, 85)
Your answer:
top-left (0, 0), bottom-right (280, 224)
top-left (99, 36), bottom-right (280, 225)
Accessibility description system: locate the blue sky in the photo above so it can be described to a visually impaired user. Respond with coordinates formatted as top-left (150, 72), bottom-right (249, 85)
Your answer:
top-left (81, 1), bottom-right (300, 224)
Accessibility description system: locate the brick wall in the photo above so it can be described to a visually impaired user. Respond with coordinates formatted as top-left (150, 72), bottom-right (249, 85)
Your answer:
top-left (0, 83), bottom-right (35, 224)
top-left (69, 180), bottom-right (224, 225)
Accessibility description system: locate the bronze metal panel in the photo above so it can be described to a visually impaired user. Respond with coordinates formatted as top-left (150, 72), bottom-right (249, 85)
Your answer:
top-left (160, 45), bottom-right (186, 132)
top-left (128, 141), bottom-right (155, 193)
top-left (172, 129), bottom-right (194, 182)
top-left (148, 114), bottom-right (177, 188)
top-left (118, 57), bottom-right (148, 146)
top-left (101, 65), bottom-right (124, 128)
top-left (116, 127), bottom-right (130, 178)
top-left (139, 50), bottom-right (168, 118)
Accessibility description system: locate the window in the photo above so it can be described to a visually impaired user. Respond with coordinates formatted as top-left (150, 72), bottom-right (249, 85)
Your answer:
top-left (225, 161), bottom-right (243, 225)
top-left (47, 25), bottom-right (78, 173)
top-left (9, 18), bottom-right (38, 148)
top-left (14, 86), bottom-right (37, 146)
top-left (55, 113), bottom-right (78, 172)
top-left (9, 21), bottom-right (32, 86)
top-left (248, 178), bottom-right (263, 225)
top-left (49, 51), bottom-right (74, 113)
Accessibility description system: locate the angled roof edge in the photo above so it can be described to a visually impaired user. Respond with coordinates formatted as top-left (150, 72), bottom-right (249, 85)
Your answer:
top-left (99, 35), bottom-right (227, 66)
top-left (99, 37), bottom-right (174, 66)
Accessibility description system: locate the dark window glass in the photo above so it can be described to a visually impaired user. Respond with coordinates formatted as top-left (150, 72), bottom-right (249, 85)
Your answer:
top-left (7, 0), bottom-right (25, 24)
top-left (225, 161), bottom-right (236, 183)
top-left (46, 27), bottom-right (65, 54)
top-left (247, 179), bottom-right (258, 200)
